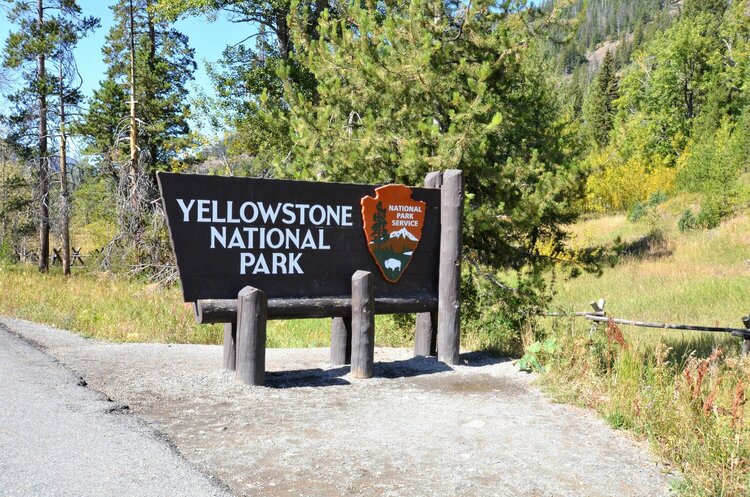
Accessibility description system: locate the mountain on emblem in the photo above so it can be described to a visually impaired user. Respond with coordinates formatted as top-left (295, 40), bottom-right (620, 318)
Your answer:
top-left (389, 228), bottom-right (418, 241)
top-left (361, 185), bottom-right (426, 283)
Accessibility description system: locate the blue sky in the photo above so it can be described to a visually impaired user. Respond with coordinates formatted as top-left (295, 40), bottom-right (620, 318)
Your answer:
top-left (0, 1), bottom-right (251, 112)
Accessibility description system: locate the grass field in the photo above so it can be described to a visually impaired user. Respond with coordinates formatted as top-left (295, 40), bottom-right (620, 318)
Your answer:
top-left (0, 264), bottom-right (414, 348)
top-left (554, 196), bottom-right (748, 329)
top-left (538, 197), bottom-right (750, 496)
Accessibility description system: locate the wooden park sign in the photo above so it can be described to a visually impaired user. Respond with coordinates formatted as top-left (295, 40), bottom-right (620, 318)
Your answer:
top-left (157, 170), bottom-right (464, 386)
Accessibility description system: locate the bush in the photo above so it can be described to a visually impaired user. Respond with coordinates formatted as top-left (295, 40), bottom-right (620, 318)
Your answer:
top-left (585, 154), bottom-right (676, 212)
top-left (628, 191), bottom-right (669, 223)
top-left (678, 209), bottom-right (697, 232)
top-left (627, 202), bottom-right (646, 222)
top-left (696, 200), bottom-right (723, 229)
top-left (677, 118), bottom-right (744, 204)
top-left (646, 191), bottom-right (668, 207)
top-left (677, 200), bottom-right (725, 232)
top-left (0, 240), bottom-right (17, 263)
top-left (459, 264), bottom-right (551, 356)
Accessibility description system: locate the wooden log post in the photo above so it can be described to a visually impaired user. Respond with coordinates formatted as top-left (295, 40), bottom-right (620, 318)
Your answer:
top-left (589, 298), bottom-right (606, 335)
top-left (742, 316), bottom-right (750, 358)
top-left (51, 248), bottom-right (62, 266)
top-left (223, 322), bottom-right (237, 371)
top-left (71, 247), bottom-right (85, 266)
top-left (415, 312), bottom-right (438, 357)
top-left (330, 316), bottom-right (352, 366)
top-left (437, 169), bottom-right (464, 366)
top-left (415, 171), bottom-right (442, 357)
top-left (236, 286), bottom-right (267, 386)
top-left (590, 298), bottom-right (606, 315)
top-left (351, 270), bottom-right (375, 378)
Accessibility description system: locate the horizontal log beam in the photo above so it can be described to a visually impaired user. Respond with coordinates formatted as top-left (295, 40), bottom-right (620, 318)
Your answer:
top-left (194, 295), bottom-right (438, 324)
top-left (583, 314), bottom-right (750, 337)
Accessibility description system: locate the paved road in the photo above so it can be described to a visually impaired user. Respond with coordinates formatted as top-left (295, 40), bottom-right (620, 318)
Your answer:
top-left (0, 323), bottom-right (233, 497)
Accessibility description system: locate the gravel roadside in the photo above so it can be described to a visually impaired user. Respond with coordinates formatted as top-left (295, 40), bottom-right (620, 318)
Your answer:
top-left (1, 316), bottom-right (675, 497)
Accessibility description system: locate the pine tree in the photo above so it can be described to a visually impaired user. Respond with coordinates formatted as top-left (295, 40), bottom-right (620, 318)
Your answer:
top-left (0, 142), bottom-right (34, 258)
top-left (588, 50), bottom-right (619, 147)
top-left (55, 0), bottom-right (98, 275)
top-left (684, 0), bottom-right (728, 18)
top-left (152, 0), bottom-right (329, 164)
top-left (2, 0), bottom-right (97, 272)
top-left (261, 0), bottom-right (583, 273)
top-left (371, 202), bottom-right (387, 246)
top-left (75, 77), bottom-right (130, 181)
top-left (90, 0), bottom-right (196, 184)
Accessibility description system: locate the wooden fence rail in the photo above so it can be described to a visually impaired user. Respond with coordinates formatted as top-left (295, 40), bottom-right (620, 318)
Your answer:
top-left (540, 298), bottom-right (750, 356)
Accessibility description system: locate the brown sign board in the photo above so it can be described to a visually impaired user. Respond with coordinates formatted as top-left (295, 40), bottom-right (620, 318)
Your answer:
top-left (157, 173), bottom-right (441, 302)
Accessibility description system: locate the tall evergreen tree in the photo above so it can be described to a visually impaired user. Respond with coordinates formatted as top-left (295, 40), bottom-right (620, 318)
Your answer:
top-left (588, 50), bottom-right (619, 147)
top-left (81, 0), bottom-right (196, 187)
top-left (153, 0), bottom-right (329, 164)
top-left (0, 141), bottom-right (34, 258)
top-left (74, 77), bottom-right (129, 182)
top-left (262, 0), bottom-right (584, 275)
top-left (54, 0), bottom-right (98, 275)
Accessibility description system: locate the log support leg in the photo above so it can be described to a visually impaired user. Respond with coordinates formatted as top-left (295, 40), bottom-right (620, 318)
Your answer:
top-left (236, 286), bottom-right (267, 386)
top-left (351, 271), bottom-right (375, 379)
top-left (414, 311), bottom-right (437, 357)
top-left (437, 170), bottom-right (463, 366)
top-left (223, 322), bottom-right (237, 371)
top-left (416, 170), bottom-right (442, 358)
top-left (331, 317), bottom-right (352, 366)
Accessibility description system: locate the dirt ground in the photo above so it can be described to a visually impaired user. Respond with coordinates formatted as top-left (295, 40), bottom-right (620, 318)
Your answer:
top-left (2, 316), bottom-right (674, 497)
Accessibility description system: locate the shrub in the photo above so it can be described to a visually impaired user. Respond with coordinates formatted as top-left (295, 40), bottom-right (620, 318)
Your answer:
top-left (627, 202), bottom-right (646, 222)
top-left (696, 200), bottom-right (723, 229)
top-left (518, 337), bottom-right (558, 372)
top-left (677, 119), bottom-right (744, 205)
top-left (585, 155), bottom-right (676, 212)
top-left (646, 191), bottom-right (668, 207)
top-left (678, 209), bottom-right (697, 232)
top-left (0, 240), bottom-right (17, 263)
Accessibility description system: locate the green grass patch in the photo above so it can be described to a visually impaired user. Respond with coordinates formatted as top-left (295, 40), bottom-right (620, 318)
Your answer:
top-left (0, 263), bottom-right (417, 348)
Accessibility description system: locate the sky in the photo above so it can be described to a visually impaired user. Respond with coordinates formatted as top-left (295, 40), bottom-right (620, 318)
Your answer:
top-left (0, 1), bottom-right (251, 117)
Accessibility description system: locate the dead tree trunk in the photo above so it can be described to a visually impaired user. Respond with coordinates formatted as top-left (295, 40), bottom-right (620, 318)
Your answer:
top-left (58, 25), bottom-right (70, 276)
top-left (128, 0), bottom-right (139, 204)
top-left (37, 0), bottom-right (49, 273)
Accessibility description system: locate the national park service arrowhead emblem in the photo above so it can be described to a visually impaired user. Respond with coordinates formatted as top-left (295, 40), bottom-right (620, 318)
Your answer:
top-left (361, 185), bottom-right (426, 283)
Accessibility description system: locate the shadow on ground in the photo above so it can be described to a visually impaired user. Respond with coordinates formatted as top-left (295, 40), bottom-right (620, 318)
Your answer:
top-left (265, 351), bottom-right (512, 388)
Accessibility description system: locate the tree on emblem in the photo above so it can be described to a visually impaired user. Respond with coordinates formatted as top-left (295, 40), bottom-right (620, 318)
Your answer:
top-left (371, 202), bottom-right (388, 248)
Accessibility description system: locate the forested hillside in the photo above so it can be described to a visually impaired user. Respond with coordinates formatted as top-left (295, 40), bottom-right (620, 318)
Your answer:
top-left (540, 0), bottom-right (749, 222)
